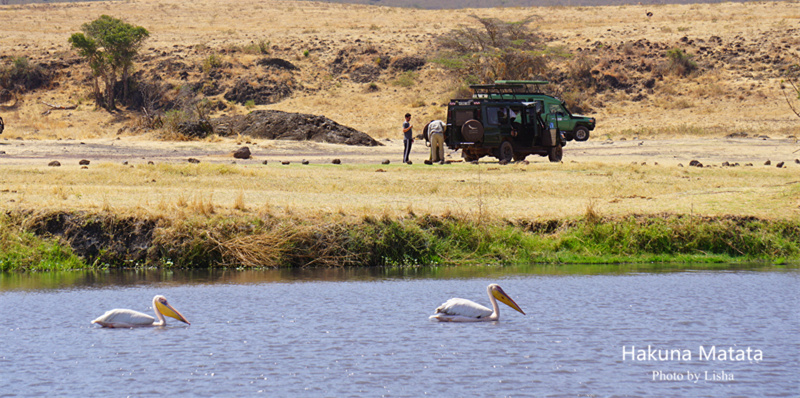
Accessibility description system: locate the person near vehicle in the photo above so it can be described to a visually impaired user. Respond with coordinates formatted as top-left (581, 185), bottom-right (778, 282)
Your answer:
top-left (402, 113), bottom-right (413, 164)
top-left (426, 119), bottom-right (445, 164)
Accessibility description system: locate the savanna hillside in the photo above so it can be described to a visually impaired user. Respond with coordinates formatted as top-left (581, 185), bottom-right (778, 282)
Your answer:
top-left (0, 0), bottom-right (798, 140)
top-left (0, 0), bottom-right (799, 269)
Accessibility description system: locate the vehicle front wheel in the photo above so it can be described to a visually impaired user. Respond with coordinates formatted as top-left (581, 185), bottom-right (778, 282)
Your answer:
top-left (574, 126), bottom-right (590, 142)
top-left (498, 141), bottom-right (513, 162)
top-left (548, 144), bottom-right (563, 162)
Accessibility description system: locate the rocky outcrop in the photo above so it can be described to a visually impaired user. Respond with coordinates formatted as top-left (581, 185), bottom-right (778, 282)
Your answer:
top-left (212, 110), bottom-right (382, 146)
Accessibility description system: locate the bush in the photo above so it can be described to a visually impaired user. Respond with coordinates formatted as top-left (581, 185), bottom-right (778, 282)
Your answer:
top-left (391, 71), bottom-right (417, 88)
top-left (202, 54), bottom-right (223, 74)
top-left (664, 48), bottom-right (697, 76)
top-left (0, 56), bottom-right (51, 92)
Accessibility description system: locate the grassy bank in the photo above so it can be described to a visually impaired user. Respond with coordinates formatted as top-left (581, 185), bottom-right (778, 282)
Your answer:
top-left (1, 210), bottom-right (797, 271)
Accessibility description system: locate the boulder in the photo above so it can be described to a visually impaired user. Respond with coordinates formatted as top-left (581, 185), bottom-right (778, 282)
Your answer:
top-left (233, 146), bottom-right (251, 159)
top-left (212, 110), bottom-right (382, 146)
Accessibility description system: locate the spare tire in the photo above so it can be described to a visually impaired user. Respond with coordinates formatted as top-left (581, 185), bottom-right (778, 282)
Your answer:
top-left (461, 119), bottom-right (483, 142)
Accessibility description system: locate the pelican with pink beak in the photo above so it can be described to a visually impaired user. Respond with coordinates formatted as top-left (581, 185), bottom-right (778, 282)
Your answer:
top-left (92, 295), bottom-right (190, 328)
top-left (429, 284), bottom-right (526, 322)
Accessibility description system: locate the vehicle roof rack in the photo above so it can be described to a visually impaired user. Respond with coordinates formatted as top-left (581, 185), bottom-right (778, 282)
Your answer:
top-left (470, 80), bottom-right (551, 99)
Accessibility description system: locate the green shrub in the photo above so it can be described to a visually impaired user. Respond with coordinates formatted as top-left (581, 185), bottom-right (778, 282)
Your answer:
top-left (202, 54), bottom-right (223, 74)
top-left (665, 48), bottom-right (697, 76)
top-left (392, 71), bottom-right (417, 88)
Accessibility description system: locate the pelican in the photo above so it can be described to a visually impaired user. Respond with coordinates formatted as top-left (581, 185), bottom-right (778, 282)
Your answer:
top-left (429, 283), bottom-right (526, 322)
top-left (92, 295), bottom-right (190, 328)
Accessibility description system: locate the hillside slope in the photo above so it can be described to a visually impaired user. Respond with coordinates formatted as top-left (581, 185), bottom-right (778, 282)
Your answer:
top-left (0, 0), bottom-right (797, 141)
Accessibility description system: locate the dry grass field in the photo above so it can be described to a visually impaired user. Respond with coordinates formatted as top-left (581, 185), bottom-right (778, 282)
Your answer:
top-left (0, 0), bottom-right (799, 222)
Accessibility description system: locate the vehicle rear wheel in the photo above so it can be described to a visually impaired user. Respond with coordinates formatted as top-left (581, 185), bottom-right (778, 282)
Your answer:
top-left (498, 141), bottom-right (513, 162)
top-left (574, 126), bottom-right (590, 142)
top-left (548, 144), bottom-right (563, 162)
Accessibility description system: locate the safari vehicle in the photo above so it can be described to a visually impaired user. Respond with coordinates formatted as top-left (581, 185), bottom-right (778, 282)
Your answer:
top-left (473, 80), bottom-right (596, 142)
top-left (445, 89), bottom-right (564, 163)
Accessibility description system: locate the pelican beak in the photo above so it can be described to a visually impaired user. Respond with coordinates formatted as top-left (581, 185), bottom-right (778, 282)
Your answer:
top-left (155, 300), bottom-right (191, 325)
top-left (492, 287), bottom-right (526, 315)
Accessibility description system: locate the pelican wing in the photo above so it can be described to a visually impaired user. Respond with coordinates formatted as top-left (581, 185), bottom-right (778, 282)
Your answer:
top-left (429, 298), bottom-right (493, 321)
top-left (92, 309), bottom-right (155, 328)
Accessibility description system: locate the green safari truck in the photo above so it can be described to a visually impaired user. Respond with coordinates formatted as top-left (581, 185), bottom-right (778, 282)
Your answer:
top-left (473, 80), bottom-right (596, 142)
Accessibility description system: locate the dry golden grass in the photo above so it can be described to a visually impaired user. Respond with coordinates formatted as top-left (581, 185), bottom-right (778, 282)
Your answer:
top-left (0, 145), bottom-right (797, 221)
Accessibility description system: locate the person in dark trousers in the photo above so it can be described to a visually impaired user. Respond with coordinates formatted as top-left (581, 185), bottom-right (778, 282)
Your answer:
top-left (402, 113), bottom-right (413, 164)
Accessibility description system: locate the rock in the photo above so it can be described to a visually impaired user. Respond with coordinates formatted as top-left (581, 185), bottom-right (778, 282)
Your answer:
top-left (281, 161), bottom-right (290, 165)
top-left (223, 78), bottom-right (293, 106)
top-left (79, 159), bottom-right (90, 165)
top-left (256, 57), bottom-right (299, 71)
top-left (301, 159), bottom-right (309, 165)
top-left (332, 159), bottom-right (341, 164)
top-left (795, 159), bottom-right (799, 164)
top-left (211, 110), bottom-right (381, 146)
top-left (177, 119), bottom-right (214, 139)
top-left (80, 166), bottom-right (88, 170)
top-left (391, 56), bottom-right (426, 71)
top-left (48, 161), bottom-right (60, 167)
top-left (233, 146), bottom-right (251, 159)
top-left (722, 161), bottom-right (730, 167)
top-left (147, 161), bottom-right (155, 165)
top-left (375, 169), bottom-right (386, 172)
top-left (188, 158), bottom-right (200, 164)
top-left (689, 160), bottom-right (702, 167)
top-left (262, 160), bottom-right (268, 165)
top-left (678, 163), bottom-right (684, 167)
top-left (381, 160), bottom-right (390, 164)
top-left (764, 160), bottom-right (771, 165)
top-left (776, 161), bottom-right (784, 168)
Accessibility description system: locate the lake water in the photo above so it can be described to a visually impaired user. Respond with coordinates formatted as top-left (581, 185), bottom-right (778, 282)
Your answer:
top-left (1, 267), bottom-right (798, 397)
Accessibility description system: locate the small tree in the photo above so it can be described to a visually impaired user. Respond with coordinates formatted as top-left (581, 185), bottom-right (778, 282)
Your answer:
top-left (781, 57), bottom-right (800, 120)
top-left (435, 15), bottom-right (548, 83)
top-left (69, 15), bottom-right (149, 110)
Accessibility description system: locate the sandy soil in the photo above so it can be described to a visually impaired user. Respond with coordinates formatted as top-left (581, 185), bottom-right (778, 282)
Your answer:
top-left (1, 135), bottom-right (797, 167)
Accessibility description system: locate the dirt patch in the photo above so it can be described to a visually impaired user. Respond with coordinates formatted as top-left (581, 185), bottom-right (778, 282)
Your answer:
top-left (29, 211), bottom-right (158, 265)
top-left (211, 110), bottom-right (382, 146)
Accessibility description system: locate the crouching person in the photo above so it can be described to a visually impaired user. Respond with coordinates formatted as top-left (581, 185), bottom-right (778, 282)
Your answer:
top-left (427, 119), bottom-right (445, 164)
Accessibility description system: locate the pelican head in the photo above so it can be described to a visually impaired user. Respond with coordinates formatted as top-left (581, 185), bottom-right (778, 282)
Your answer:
top-left (154, 295), bottom-right (191, 325)
top-left (489, 284), bottom-right (526, 315)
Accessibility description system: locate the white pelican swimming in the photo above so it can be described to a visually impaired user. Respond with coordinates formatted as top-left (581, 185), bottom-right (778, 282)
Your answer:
top-left (92, 295), bottom-right (190, 328)
top-left (429, 283), bottom-right (526, 322)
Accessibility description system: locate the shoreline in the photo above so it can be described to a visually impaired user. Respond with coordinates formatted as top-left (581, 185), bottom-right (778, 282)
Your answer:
top-left (2, 210), bottom-right (797, 271)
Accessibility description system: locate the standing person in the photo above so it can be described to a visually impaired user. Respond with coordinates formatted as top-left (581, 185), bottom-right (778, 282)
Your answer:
top-left (402, 113), bottom-right (413, 164)
top-left (427, 119), bottom-right (445, 164)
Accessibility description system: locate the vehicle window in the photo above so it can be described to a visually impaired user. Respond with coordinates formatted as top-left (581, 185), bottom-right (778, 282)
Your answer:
top-left (534, 101), bottom-right (544, 115)
top-left (551, 105), bottom-right (567, 116)
top-left (454, 110), bottom-right (477, 126)
top-left (486, 107), bottom-right (503, 126)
